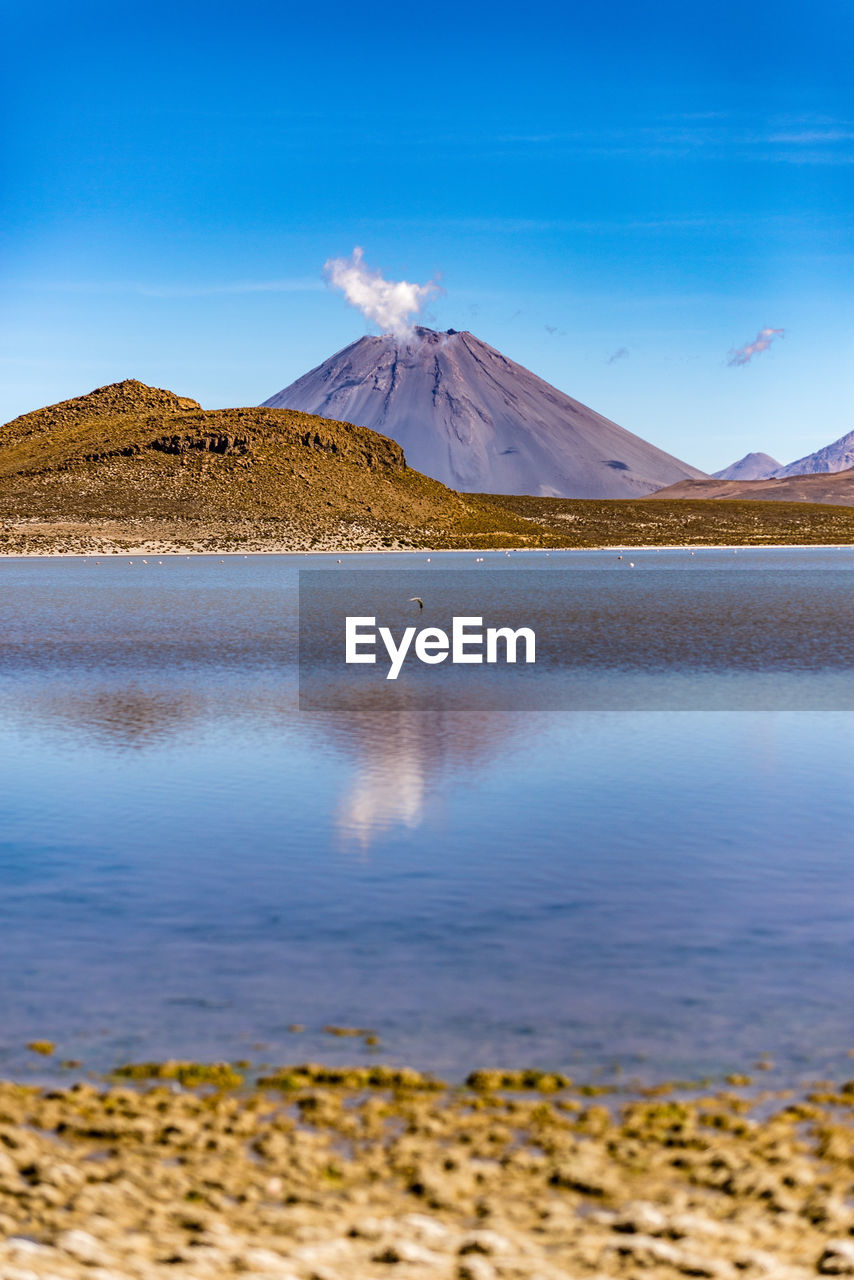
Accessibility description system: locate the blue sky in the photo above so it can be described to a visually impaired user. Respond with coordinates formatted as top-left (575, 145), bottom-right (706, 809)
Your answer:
top-left (3, 0), bottom-right (853, 472)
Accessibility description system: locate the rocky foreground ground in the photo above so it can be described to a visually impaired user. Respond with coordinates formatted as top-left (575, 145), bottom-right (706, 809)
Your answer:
top-left (3, 1063), bottom-right (854, 1280)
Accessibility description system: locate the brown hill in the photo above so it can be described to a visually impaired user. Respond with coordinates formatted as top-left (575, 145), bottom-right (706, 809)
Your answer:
top-left (2, 379), bottom-right (201, 453)
top-left (649, 470), bottom-right (854, 506)
top-left (3, 380), bottom-right (854, 553)
top-left (486, 494), bottom-right (854, 546)
top-left (0, 380), bottom-right (537, 553)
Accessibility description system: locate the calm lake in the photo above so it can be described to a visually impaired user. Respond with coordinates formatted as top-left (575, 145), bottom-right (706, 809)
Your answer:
top-left (1, 547), bottom-right (853, 1087)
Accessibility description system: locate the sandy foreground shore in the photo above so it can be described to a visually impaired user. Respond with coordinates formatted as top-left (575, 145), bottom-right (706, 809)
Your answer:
top-left (3, 1063), bottom-right (854, 1280)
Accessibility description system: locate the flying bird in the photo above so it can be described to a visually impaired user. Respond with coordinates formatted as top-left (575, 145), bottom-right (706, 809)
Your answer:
top-left (409, 597), bottom-right (424, 610)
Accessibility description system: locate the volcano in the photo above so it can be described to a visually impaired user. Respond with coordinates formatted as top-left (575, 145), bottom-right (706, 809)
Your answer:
top-left (262, 327), bottom-right (705, 498)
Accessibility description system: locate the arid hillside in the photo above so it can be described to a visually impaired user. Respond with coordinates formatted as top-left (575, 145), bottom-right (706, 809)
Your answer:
top-left (486, 494), bottom-right (854, 546)
top-left (0, 380), bottom-right (536, 553)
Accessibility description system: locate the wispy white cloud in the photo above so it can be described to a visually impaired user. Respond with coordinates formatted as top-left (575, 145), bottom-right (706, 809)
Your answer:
top-left (486, 114), bottom-right (854, 166)
top-left (7, 278), bottom-right (325, 298)
top-left (145, 278), bottom-right (326, 297)
top-left (727, 327), bottom-right (785, 367)
top-left (768, 130), bottom-right (854, 144)
top-left (371, 212), bottom-right (814, 236)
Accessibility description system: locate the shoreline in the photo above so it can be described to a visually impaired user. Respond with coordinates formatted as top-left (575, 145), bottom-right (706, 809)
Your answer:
top-left (2, 1058), bottom-right (853, 1279)
top-left (5, 493), bottom-right (854, 557)
top-left (1, 541), bottom-right (853, 558)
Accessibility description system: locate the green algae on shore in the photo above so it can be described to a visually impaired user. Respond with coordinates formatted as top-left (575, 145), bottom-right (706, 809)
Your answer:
top-left (257, 1063), bottom-right (445, 1091)
top-left (466, 1069), bottom-right (572, 1092)
top-left (113, 1060), bottom-right (244, 1089)
top-left (26, 1039), bottom-right (56, 1056)
top-left (322, 1025), bottom-right (375, 1038)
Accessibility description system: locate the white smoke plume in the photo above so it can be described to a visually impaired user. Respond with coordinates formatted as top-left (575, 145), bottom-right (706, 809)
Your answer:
top-left (727, 327), bottom-right (784, 367)
top-left (324, 247), bottom-right (439, 338)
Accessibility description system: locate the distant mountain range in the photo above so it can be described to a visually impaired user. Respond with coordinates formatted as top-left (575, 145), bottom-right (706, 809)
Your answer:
top-left (714, 429), bottom-right (854, 484)
top-left (263, 327), bottom-right (705, 499)
top-left (773, 429), bottom-right (854, 478)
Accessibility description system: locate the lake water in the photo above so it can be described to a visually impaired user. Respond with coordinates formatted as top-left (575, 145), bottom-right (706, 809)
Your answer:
top-left (1, 547), bottom-right (853, 1088)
